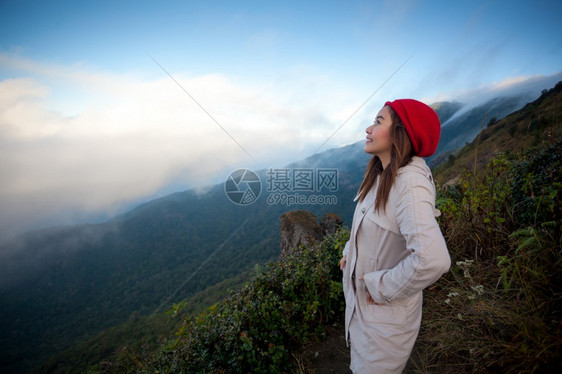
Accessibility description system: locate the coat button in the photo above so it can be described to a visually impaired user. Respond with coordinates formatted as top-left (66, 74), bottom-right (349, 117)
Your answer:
top-left (361, 207), bottom-right (365, 213)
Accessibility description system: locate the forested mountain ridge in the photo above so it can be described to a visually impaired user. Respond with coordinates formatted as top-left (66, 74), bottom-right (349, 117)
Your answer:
top-left (0, 82), bottom-right (556, 373)
top-left (433, 81), bottom-right (562, 184)
top-left (428, 92), bottom-right (540, 167)
top-left (0, 139), bottom-right (369, 373)
top-left (96, 80), bottom-right (561, 373)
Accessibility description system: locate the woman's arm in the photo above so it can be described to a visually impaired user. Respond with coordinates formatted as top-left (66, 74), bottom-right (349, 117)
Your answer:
top-left (363, 175), bottom-right (450, 304)
top-left (340, 240), bottom-right (350, 270)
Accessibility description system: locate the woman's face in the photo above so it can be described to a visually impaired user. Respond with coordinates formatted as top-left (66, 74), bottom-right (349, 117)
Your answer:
top-left (364, 106), bottom-right (393, 156)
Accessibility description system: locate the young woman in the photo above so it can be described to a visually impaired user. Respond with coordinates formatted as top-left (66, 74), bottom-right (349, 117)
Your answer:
top-left (340, 99), bottom-right (451, 373)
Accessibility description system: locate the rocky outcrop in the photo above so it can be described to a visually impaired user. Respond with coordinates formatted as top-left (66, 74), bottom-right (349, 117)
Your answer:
top-left (319, 213), bottom-right (343, 236)
top-left (279, 210), bottom-right (343, 255)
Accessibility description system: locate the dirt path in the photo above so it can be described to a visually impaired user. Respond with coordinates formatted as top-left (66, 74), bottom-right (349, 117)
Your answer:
top-left (295, 319), bottom-right (351, 373)
top-left (297, 318), bottom-right (421, 373)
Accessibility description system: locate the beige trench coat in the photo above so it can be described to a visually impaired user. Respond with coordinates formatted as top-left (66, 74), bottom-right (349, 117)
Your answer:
top-left (342, 156), bottom-right (451, 373)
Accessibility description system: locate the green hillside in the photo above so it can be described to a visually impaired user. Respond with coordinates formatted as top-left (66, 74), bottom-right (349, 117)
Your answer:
top-left (0, 140), bottom-right (369, 373)
top-left (35, 273), bottom-right (251, 374)
top-left (93, 82), bottom-right (560, 373)
top-left (2, 82), bottom-right (559, 373)
top-left (0, 189), bottom-right (280, 373)
top-left (433, 81), bottom-right (562, 185)
top-left (96, 229), bottom-right (350, 374)
top-left (427, 94), bottom-right (537, 168)
top-left (88, 139), bottom-right (560, 372)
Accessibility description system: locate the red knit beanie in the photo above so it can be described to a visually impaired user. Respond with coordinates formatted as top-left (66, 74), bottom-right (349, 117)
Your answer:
top-left (384, 99), bottom-right (441, 157)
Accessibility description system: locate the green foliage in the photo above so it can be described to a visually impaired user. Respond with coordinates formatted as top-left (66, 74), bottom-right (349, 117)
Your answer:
top-left (509, 142), bottom-right (562, 226)
top-left (413, 139), bottom-right (561, 372)
top-left (35, 312), bottom-right (181, 374)
top-left (32, 273), bottom-right (250, 374)
top-left (106, 229), bottom-right (349, 373)
top-left (437, 152), bottom-right (514, 260)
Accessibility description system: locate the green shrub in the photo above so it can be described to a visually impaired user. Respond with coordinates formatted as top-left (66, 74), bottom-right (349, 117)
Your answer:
top-left (104, 140), bottom-right (561, 374)
top-left (412, 139), bottom-right (561, 373)
top-left (111, 229), bottom-right (349, 373)
top-left (437, 152), bottom-right (514, 261)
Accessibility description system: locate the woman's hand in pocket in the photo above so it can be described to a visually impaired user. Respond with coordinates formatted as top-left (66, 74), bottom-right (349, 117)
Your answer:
top-left (358, 275), bottom-right (383, 305)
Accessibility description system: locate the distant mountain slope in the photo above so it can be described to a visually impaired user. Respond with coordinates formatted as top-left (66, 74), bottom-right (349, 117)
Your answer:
top-left (0, 141), bottom-right (369, 373)
top-left (2, 81), bottom-right (559, 373)
top-left (433, 81), bottom-right (562, 185)
top-left (431, 100), bottom-right (464, 124)
top-left (429, 93), bottom-right (540, 167)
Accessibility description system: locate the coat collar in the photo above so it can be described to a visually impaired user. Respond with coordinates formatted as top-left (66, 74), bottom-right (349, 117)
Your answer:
top-left (397, 156), bottom-right (432, 178)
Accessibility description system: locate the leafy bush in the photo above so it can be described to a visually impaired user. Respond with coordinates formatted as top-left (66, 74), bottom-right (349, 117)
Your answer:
top-left (108, 229), bottom-right (349, 373)
top-left (103, 140), bottom-right (561, 374)
top-left (437, 152), bottom-right (514, 261)
top-left (411, 139), bottom-right (561, 373)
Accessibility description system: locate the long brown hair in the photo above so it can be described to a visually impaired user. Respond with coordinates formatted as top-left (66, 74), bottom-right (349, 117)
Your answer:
top-left (357, 106), bottom-right (415, 212)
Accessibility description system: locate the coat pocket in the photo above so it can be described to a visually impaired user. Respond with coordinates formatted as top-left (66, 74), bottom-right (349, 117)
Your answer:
top-left (362, 292), bottom-right (422, 326)
top-left (358, 279), bottom-right (407, 325)
top-left (362, 301), bottom-right (407, 325)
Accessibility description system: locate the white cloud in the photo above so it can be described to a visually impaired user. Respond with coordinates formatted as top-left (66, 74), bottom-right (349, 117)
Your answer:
top-left (1, 52), bottom-right (560, 241)
top-left (0, 54), bottom-right (365, 241)
top-left (421, 71), bottom-right (562, 108)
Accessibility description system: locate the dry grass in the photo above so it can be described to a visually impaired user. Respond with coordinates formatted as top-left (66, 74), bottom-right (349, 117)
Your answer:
top-left (409, 140), bottom-right (562, 373)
